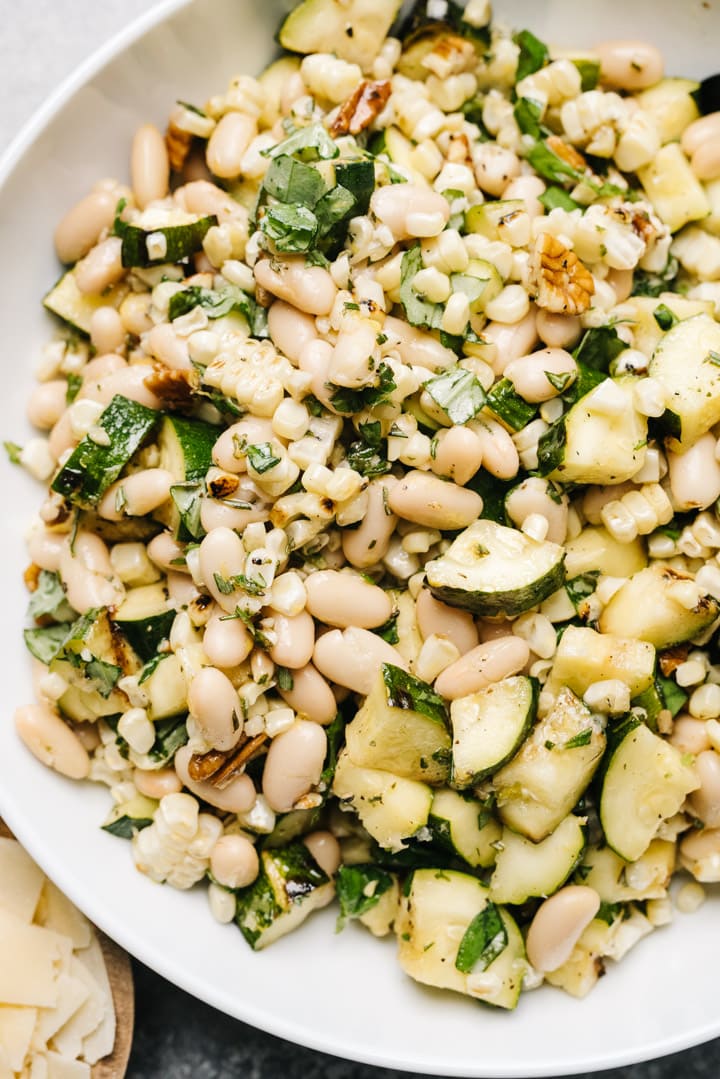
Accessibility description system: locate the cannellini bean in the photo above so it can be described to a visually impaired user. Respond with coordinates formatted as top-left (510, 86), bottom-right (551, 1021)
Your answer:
top-left (416, 589), bottom-right (479, 656)
top-left (435, 636), bottom-right (530, 700)
top-left (688, 750), bottom-right (720, 828)
top-left (682, 112), bottom-right (720, 158)
top-left (59, 536), bottom-right (122, 613)
top-left (27, 529), bottom-right (66, 572)
top-left (97, 469), bottom-right (173, 521)
top-left (596, 40), bottom-right (664, 91)
top-left (298, 338), bottom-right (335, 406)
top-left (146, 323), bottom-right (191, 371)
top-left (471, 419), bottom-right (520, 480)
top-left (670, 715), bottom-right (712, 755)
top-left (277, 663), bottom-right (338, 726)
top-left (504, 348), bottom-right (577, 403)
top-left (74, 237), bottom-right (125, 295)
top-left (179, 179), bottom-right (247, 223)
top-left (267, 301), bottom-right (318, 362)
top-left (148, 532), bottom-right (189, 572)
top-left (680, 827), bottom-right (720, 881)
top-left (305, 570), bottom-right (393, 629)
top-left (254, 255), bottom-right (337, 315)
top-left (200, 496), bottom-right (270, 534)
top-left (15, 703), bottom-right (90, 780)
top-left (120, 292), bottom-right (154, 335)
top-left (668, 434), bottom-right (720, 512)
top-left (430, 427), bottom-right (484, 486)
top-left (203, 613), bottom-right (253, 668)
top-left (89, 306), bottom-right (126, 355)
top-left (303, 830), bottom-right (341, 876)
top-left (313, 627), bottom-right (407, 695)
top-left (388, 470), bottom-right (483, 529)
top-left (79, 364), bottom-right (161, 410)
top-left (131, 123), bottom-right (170, 209)
top-left (206, 112), bottom-right (258, 179)
top-left (48, 412), bottom-right (76, 459)
top-left (54, 186), bottom-right (122, 264)
top-left (383, 316), bottom-right (456, 372)
top-left (80, 353), bottom-right (127, 389)
top-left (212, 417), bottom-right (275, 473)
top-left (690, 142), bottom-right (720, 183)
top-left (482, 310), bottom-right (539, 374)
top-left (342, 477), bottom-right (398, 568)
top-left (27, 380), bottom-right (67, 430)
top-left (526, 886), bottom-right (601, 973)
top-left (199, 527), bottom-right (247, 613)
top-left (535, 309), bottom-right (582, 350)
top-left (505, 477), bottom-right (568, 545)
top-left (135, 767), bottom-right (183, 799)
top-left (262, 720), bottom-right (328, 812)
top-left (175, 745), bottom-right (255, 812)
top-left (606, 269), bottom-right (634, 305)
top-left (473, 143), bottom-right (520, 197)
top-left (210, 834), bottom-right (260, 889)
top-left (188, 667), bottom-right (244, 752)
top-left (268, 611), bottom-right (315, 669)
top-left (371, 184), bottom-right (450, 240)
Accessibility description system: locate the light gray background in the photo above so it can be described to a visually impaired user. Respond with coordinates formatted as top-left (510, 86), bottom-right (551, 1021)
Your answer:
top-left (1, 3), bottom-right (719, 1077)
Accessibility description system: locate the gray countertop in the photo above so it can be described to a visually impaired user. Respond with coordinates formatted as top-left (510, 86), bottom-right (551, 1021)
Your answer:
top-left (2, 4), bottom-right (719, 1077)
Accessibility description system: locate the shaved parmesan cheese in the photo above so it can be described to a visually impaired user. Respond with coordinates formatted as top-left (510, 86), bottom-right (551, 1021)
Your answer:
top-left (44, 1050), bottom-right (92, 1079)
top-left (76, 938), bottom-right (116, 1065)
top-left (50, 958), bottom-right (105, 1061)
top-left (0, 1005), bottom-right (37, 1070)
top-left (34, 973), bottom-right (89, 1045)
top-left (0, 910), bottom-right (70, 1007)
top-left (0, 837), bottom-right (45, 922)
top-left (36, 882), bottom-right (92, 950)
top-left (30, 1055), bottom-right (49, 1079)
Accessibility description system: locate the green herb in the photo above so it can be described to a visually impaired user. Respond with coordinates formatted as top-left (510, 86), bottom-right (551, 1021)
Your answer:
top-left (263, 123), bottom-right (339, 162)
top-left (597, 901), bottom-right (624, 925)
top-left (23, 624), bottom-right (69, 664)
top-left (632, 261), bottom-right (678, 297)
top-left (277, 666), bottom-right (294, 691)
top-left (346, 440), bottom-right (391, 478)
top-left (138, 652), bottom-right (170, 684)
top-left (85, 657), bottom-right (122, 698)
top-left (573, 59), bottom-right (600, 91)
top-left (705, 350), bottom-right (720, 367)
top-left (177, 99), bottom-right (208, 117)
top-left (538, 186), bottom-right (581, 212)
top-left (213, 572), bottom-right (266, 597)
top-left (335, 864), bottom-right (394, 931)
top-left (304, 394), bottom-right (324, 417)
top-left (146, 715), bottom-right (189, 765)
top-left (27, 570), bottom-right (76, 625)
top-left (382, 663), bottom-right (448, 726)
top-left (565, 571), bottom-right (599, 611)
top-left (563, 727), bottom-right (593, 748)
top-left (455, 902), bottom-right (508, 973)
top-left (545, 370), bottom-right (573, 392)
top-left (247, 442), bottom-right (281, 474)
top-left (261, 202), bottom-right (318, 252)
top-left (168, 285), bottom-right (267, 337)
top-left (328, 363), bottom-right (396, 414)
top-left (485, 378), bottom-right (536, 431)
top-left (527, 140), bottom-right (626, 198)
top-left (399, 246), bottom-right (444, 331)
top-left (319, 709), bottom-right (345, 790)
top-left (65, 373), bottom-right (83, 404)
top-left (4, 441), bottom-right (22, 464)
top-left (535, 417), bottom-right (567, 477)
top-left (424, 367), bottom-right (486, 425)
top-left (170, 482), bottom-right (204, 541)
top-left (373, 611), bottom-right (399, 645)
top-left (513, 28), bottom-right (549, 82)
top-left (513, 96), bottom-right (545, 139)
top-left (658, 674), bottom-right (688, 718)
top-left (573, 325), bottom-right (626, 373)
top-left (654, 303), bottom-right (679, 331)
top-left (261, 154), bottom-right (327, 208)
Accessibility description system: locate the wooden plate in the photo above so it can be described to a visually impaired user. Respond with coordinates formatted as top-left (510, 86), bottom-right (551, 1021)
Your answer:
top-left (0, 819), bottom-right (134, 1078)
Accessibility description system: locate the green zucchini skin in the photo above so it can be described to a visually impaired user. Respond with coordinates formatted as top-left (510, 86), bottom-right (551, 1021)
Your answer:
top-left (115, 610), bottom-right (175, 663)
top-left (116, 215), bottom-right (218, 268)
top-left (235, 843), bottom-right (333, 949)
top-left (51, 394), bottom-right (159, 507)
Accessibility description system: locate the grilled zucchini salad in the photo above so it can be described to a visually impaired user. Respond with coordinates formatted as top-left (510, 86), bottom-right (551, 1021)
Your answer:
top-left (11, 0), bottom-right (720, 1009)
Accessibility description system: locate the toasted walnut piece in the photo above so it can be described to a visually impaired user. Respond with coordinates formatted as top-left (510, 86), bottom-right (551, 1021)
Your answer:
top-left (166, 118), bottom-right (194, 173)
top-left (659, 644), bottom-right (690, 677)
top-left (546, 134), bottom-right (588, 172)
top-left (529, 233), bottom-right (595, 315)
top-left (188, 733), bottom-right (269, 788)
top-left (24, 563), bottom-right (41, 592)
top-left (144, 366), bottom-right (198, 411)
top-left (188, 748), bottom-right (227, 781)
top-left (329, 79), bottom-right (391, 137)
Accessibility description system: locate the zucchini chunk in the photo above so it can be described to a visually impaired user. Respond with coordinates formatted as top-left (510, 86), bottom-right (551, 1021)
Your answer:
top-left (50, 608), bottom-right (140, 721)
top-left (44, 270), bottom-right (128, 337)
top-left (564, 524), bottom-right (647, 579)
top-left (332, 749), bottom-right (433, 852)
top-left (599, 719), bottom-right (698, 862)
top-left (113, 583), bottom-right (174, 662)
top-left (396, 869), bottom-right (525, 1010)
top-left (278, 0), bottom-right (403, 71)
top-left (450, 675), bottom-right (537, 787)
top-left (235, 843), bottom-right (334, 949)
top-left (636, 77), bottom-right (700, 143)
top-left (489, 814), bottom-right (586, 905)
top-left (545, 625), bottom-right (655, 701)
top-left (615, 295), bottom-right (713, 360)
top-left (540, 377), bottom-right (647, 485)
top-left (637, 143), bottom-right (710, 233)
top-left (493, 688), bottom-right (605, 842)
top-left (51, 395), bottom-right (159, 507)
top-left (141, 654), bottom-right (188, 721)
top-left (115, 214), bottom-right (217, 268)
top-left (543, 917), bottom-right (620, 999)
top-left (154, 414), bottom-right (219, 538)
top-left (578, 840), bottom-right (675, 903)
top-left (426, 519), bottom-right (565, 618)
top-left (598, 562), bottom-right (720, 648)
top-left (102, 795), bottom-right (157, 839)
top-left (344, 663), bottom-right (451, 784)
top-left (648, 313), bottom-right (720, 447)
top-left (257, 56), bottom-right (301, 129)
top-left (428, 788), bottom-right (501, 868)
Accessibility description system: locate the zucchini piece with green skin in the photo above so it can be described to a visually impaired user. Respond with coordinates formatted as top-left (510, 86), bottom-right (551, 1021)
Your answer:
top-left (51, 395), bottom-right (159, 507)
top-left (636, 77), bottom-right (699, 143)
top-left (332, 749), bottom-right (433, 853)
top-left (140, 654), bottom-right (188, 722)
top-left (102, 795), bottom-right (158, 839)
top-left (577, 839), bottom-right (676, 902)
top-left (648, 313), bottom-right (720, 448)
top-left (335, 863), bottom-right (396, 930)
top-left (599, 719), bottom-right (698, 862)
top-left (544, 625), bottom-right (655, 702)
top-left (450, 676), bottom-right (537, 787)
top-left (344, 663), bottom-right (451, 784)
top-left (598, 562), bottom-right (720, 648)
top-left (564, 524), bottom-right (647, 579)
top-left (50, 608), bottom-right (141, 721)
top-left (485, 378), bottom-right (537, 431)
top-left (489, 815), bottom-right (586, 905)
top-left (43, 270), bottom-right (129, 337)
top-left (539, 377), bottom-right (648, 484)
top-left (278, 0), bottom-right (403, 71)
top-left (396, 869), bottom-right (525, 1010)
top-left (428, 788), bottom-right (501, 868)
top-left (257, 56), bottom-right (301, 129)
top-left (113, 583), bottom-right (174, 663)
top-left (262, 807), bottom-right (323, 849)
top-left (235, 843), bottom-right (334, 950)
top-left (154, 414), bottom-right (219, 538)
top-left (115, 214), bottom-right (217, 268)
top-left (450, 259), bottom-right (503, 314)
top-left (464, 200), bottom-right (525, 241)
top-left (493, 688), bottom-right (605, 842)
top-left (425, 519), bottom-right (565, 618)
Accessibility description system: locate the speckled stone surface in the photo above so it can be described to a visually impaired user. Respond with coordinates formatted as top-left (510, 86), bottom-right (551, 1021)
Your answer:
top-left (2, 5), bottom-right (720, 1078)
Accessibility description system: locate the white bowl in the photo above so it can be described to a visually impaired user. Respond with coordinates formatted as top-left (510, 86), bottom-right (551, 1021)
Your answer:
top-left (1, 2), bottom-right (719, 1074)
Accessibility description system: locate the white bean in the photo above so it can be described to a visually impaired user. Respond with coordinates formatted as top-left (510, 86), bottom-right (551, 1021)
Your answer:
top-left (179, 179), bottom-right (247, 224)
top-left (79, 364), bottom-right (161, 410)
top-left (435, 636), bottom-right (530, 700)
top-left (203, 613), bottom-right (253, 668)
top-left (97, 469), bottom-right (173, 521)
top-left (430, 427), bottom-right (484, 486)
top-left (388, 470), bottom-right (483, 529)
top-left (596, 40), bottom-right (664, 91)
top-left (682, 112), bottom-right (720, 158)
top-left (680, 827), bottom-right (720, 881)
top-left (670, 715), bottom-right (711, 755)
top-left (74, 237), bottom-right (125, 295)
top-left (471, 418), bottom-right (520, 480)
top-left (131, 123), bottom-right (170, 209)
top-left (199, 527), bottom-right (247, 613)
top-left (482, 310), bottom-right (539, 375)
top-left (262, 720), bottom-right (328, 812)
top-left (342, 477), bottom-right (398, 568)
top-left (606, 269), bottom-right (634, 305)
top-left (210, 834), bottom-right (259, 889)
top-left (206, 112), bottom-right (258, 179)
top-left (303, 830), bottom-right (341, 876)
top-left (668, 434), bottom-right (720, 512)
top-left (526, 886), bottom-right (601, 972)
top-left (688, 750), bottom-right (720, 828)
top-left (15, 703), bottom-right (90, 780)
top-left (27, 529), bottom-right (66, 572)
top-left (175, 745), bottom-right (255, 812)
top-left (535, 309), bottom-right (582, 350)
top-left (212, 418), bottom-right (275, 473)
top-left (416, 589), bottom-right (479, 656)
top-left (147, 532), bottom-right (189, 573)
top-left (313, 626), bottom-right (407, 695)
top-left (383, 316), bottom-right (456, 372)
top-left (370, 184), bottom-right (450, 241)
top-left (146, 323), bottom-right (191, 371)
top-left (505, 477), bottom-right (568, 545)
top-left (54, 186), bottom-right (122, 265)
top-left (254, 256), bottom-right (337, 316)
top-left (188, 667), bottom-right (244, 752)
top-left (277, 663), bottom-right (338, 726)
top-left (504, 348), bottom-right (577, 403)
top-left (89, 306), bottom-right (126, 355)
top-left (305, 570), bottom-right (393, 629)
top-left (134, 767), bottom-right (183, 799)
top-left (268, 611), bottom-right (316, 669)
top-left (298, 338), bottom-right (335, 406)
top-left (267, 301), bottom-right (318, 362)
top-left (27, 381), bottom-right (68, 430)
top-left (200, 496), bottom-right (270, 534)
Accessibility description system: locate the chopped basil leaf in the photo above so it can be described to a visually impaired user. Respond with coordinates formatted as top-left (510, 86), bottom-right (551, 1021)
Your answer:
top-left (177, 99), bottom-right (208, 118)
top-left (277, 666), bottom-right (294, 691)
top-left (424, 367), bottom-right (486, 425)
top-left (597, 900), bottom-right (625, 925)
top-left (263, 123), bottom-right (339, 162)
top-left (545, 370), bottom-right (573, 392)
top-left (27, 570), bottom-right (76, 625)
top-left (455, 901), bottom-right (508, 973)
top-left (564, 727), bottom-right (593, 748)
top-left (261, 202), bottom-right (318, 252)
top-left (146, 715), bottom-right (189, 765)
top-left (213, 572), bottom-right (266, 597)
top-left (573, 325), bottom-right (626, 373)
top-left (527, 141), bottom-right (627, 198)
top-left (705, 350), bottom-right (720, 367)
top-left (574, 59), bottom-right (601, 91)
top-left (314, 184), bottom-right (357, 235)
top-left (485, 378), bottom-right (536, 431)
top-left (632, 261), bottom-right (678, 297)
top-left (304, 394), bottom-right (325, 417)
top-left (654, 303), bottom-right (679, 331)
top-left (65, 373), bottom-right (83, 404)
top-left (399, 246), bottom-right (444, 331)
top-left (381, 663), bottom-right (448, 726)
top-left (346, 441), bottom-right (391, 478)
top-left (358, 420), bottom-right (383, 449)
top-left (538, 186), bottom-right (581, 212)
top-left (23, 624), bottom-right (70, 664)
top-left (658, 674), bottom-right (688, 718)
top-left (168, 284), bottom-right (267, 337)
top-left (85, 657), bottom-right (122, 698)
top-left (535, 416), bottom-right (567, 476)
top-left (262, 153), bottom-right (326, 210)
top-left (336, 864), bottom-right (394, 931)
top-left (247, 442), bottom-right (281, 474)
top-left (319, 709), bottom-right (345, 789)
top-left (328, 363), bottom-right (396, 414)
top-left (513, 96), bottom-right (545, 139)
top-left (4, 441), bottom-right (22, 464)
top-left (513, 28), bottom-right (550, 82)
top-left (565, 571), bottom-right (599, 611)
top-left (170, 481), bottom-right (205, 541)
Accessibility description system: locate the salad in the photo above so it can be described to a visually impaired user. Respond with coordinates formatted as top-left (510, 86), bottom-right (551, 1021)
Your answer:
top-left (9, 0), bottom-right (720, 1010)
